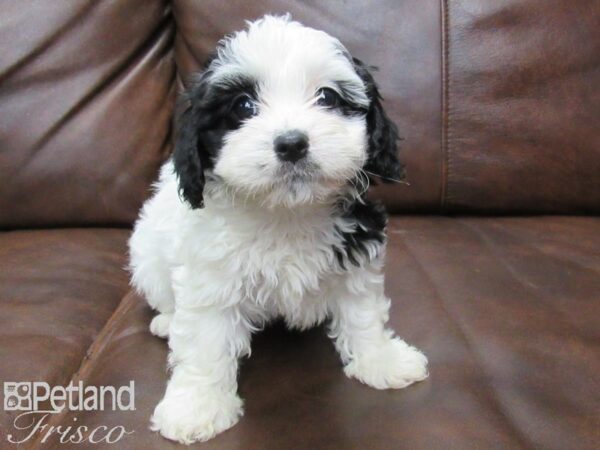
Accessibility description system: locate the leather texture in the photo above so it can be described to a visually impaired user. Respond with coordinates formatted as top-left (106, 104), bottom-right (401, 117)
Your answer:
top-left (0, 229), bottom-right (130, 444)
top-left (6, 217), bottom-right (599, 450)
top-left (442, 0), bottom-right (600, 213)
top-left (2, 1), bottom-right (598, 222)
top-left (1, 1), bottom-right (599, 449)
top-left (0, 0), bottom-right (175, 228)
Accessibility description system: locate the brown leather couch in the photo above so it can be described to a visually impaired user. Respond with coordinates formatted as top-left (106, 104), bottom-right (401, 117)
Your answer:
top-left (1, 1), bottom-right (598, 449)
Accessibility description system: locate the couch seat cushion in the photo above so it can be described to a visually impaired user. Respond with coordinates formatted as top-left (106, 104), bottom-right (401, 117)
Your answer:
top-left (0, 228), bottom-right (130, 442)
top-left (6, 218), bottom-right (599, 449)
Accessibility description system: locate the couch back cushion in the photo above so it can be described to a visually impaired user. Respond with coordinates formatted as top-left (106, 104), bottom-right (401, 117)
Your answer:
top-left (1, 0), bottom-right (598, 228)
top-left (172, 0), bottom-right (445, 213)
top-left (443, 0), bottom-right (600, 213)
top-left (173, 0), bottom-right (600, 214)
top-left (0, 0), bottom-right (174, 227)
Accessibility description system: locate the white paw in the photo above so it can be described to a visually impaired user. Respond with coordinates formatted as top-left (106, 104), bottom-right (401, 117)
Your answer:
top-left (344, 337), bottom-right (428, 389)
top-left (150, 389), bottom-right (243, 444)
top-left (150, 313), bottom-right (173, 338)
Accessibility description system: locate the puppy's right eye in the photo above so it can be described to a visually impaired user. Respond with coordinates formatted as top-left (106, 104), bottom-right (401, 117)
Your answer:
top-left (316, 87), bottom-right (340, 108)
top-left (233, 95), bottom-right (258, 120)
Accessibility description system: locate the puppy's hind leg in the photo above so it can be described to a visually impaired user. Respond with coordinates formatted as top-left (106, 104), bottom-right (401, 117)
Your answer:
top-left (129, 227), bottom-right (175, 339)
top-left (149, 311), bottom-right (174, 339)
top-left (137, 284), bottom-right (174, 339)
top-left (142, 279), bottom-right (175, 339)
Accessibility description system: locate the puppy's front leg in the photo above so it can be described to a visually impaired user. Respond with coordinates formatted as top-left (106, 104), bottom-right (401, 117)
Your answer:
top-left (151, 304), bottom-right (250, 444)
top-left (328, 265), bottom-right (428, 389)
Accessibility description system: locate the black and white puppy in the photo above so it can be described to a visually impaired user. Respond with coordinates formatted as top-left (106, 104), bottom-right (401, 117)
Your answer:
top-left (129, 15), bottom-right (428, 444)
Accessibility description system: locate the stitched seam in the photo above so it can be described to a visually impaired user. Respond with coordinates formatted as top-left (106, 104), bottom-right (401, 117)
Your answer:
top-left (26, 290), bottom-right (139, 450)
top-left (440, 0), bottom-right (451, 212)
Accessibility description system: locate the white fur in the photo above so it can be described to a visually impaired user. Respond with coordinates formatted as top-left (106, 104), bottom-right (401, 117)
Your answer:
top-left (208, 14), bottom-right (369, 208)
top-left (129, 15), bottom-right (427, 445)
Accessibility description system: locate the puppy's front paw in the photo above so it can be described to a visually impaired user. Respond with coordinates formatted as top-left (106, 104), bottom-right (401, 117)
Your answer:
top-left (150, 389), bottom-right (243, 444)
top-left (149, 313), bottom-right (173, 338)
top-left (344, 337), bottom-right (428, 389)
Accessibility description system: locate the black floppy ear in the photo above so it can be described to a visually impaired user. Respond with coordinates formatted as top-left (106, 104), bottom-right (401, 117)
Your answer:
top-left (172, 84), bottom-right (206, 209)
top-left (353, 58), bottom-right (405, 183)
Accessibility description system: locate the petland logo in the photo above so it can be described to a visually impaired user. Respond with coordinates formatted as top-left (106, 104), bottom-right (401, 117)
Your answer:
top-left (3, 381), bottom-right (135, 445)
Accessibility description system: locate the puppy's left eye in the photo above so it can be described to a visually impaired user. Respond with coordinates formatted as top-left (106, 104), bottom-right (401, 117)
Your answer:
top-left (233, 95), bottom-right (258, 120)
top-left (316, 88), bottom-right (340, 108)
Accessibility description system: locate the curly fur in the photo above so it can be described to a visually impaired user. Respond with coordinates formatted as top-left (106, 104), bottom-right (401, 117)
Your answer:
top-left (129, 15), bottom-right (427, 444)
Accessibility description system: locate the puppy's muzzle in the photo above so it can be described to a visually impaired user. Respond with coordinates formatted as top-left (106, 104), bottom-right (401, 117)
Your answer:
top-left (274, 130), bottom-right (309, 163)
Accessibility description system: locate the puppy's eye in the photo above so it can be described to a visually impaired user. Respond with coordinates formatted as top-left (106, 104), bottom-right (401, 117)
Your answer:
top-left (316, 88), bottom-right (340, 108)
top-left (233, 95), bottom-right (258, 120)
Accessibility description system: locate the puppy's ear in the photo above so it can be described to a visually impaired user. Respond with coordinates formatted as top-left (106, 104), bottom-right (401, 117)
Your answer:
top-left (353, 58), bottom-right (405, 183)
top-left (173, 83), bottom-right (207, 209)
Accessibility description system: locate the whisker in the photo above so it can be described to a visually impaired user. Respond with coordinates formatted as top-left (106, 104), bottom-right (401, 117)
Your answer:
top-left (357, 169), bottom-right (370, 196)
top-left (346, 169), bottom-right (370, 199)
top-left (363, 170), bottom-right (410, 186)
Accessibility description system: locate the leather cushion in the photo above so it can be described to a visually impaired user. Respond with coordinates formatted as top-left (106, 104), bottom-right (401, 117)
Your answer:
top-left (0, 229), bottom-right (130, 441)
top-left (30, 217), bottom-right (600, 449)
top-left (443, 0), bottom-right (600, 212)
top-left (0, 0), bottom-right (175, 227)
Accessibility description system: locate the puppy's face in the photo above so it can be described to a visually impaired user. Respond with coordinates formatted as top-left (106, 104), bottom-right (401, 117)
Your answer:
top-left (174, 15), bottom-right (402, 209)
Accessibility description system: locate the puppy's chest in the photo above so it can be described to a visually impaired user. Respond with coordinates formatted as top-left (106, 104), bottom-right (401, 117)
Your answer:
top-left (236, 228), bottom-right (339, 299)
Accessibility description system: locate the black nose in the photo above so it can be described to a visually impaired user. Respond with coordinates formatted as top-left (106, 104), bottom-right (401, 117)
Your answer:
top-left (274, 130), bottom-right (309, 163)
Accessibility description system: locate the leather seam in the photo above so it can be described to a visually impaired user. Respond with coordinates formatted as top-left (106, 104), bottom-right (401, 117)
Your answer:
top-left (440, 0), bottom-right (450, 211)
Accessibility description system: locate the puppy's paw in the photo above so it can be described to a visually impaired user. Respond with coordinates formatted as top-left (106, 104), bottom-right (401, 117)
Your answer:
top-left (149, 313), bottom-right (173, 338)
top-left (344, 337), bottom-right (428, 389)
top-left (150, 390), bottom-right (243, 444)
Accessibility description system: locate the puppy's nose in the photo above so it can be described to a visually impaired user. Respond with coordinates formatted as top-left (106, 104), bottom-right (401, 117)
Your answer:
top-left (274, 130), bottom-right (309, 163)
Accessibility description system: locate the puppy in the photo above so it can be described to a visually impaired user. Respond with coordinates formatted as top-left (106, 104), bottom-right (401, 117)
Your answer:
top-left (129, 15), bottom-right (428, 444)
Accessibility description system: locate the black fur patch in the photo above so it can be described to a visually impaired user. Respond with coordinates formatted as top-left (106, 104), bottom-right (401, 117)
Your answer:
top-left (173, 71), bottom-right (258, 208)
top-left (334, 199), bottom-right (388, 268)
top-left (351, 58), bottom-right (405, 184)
